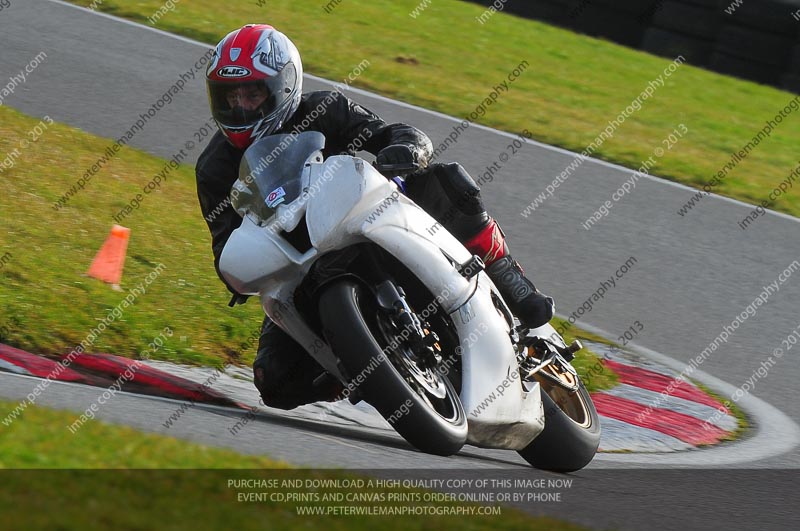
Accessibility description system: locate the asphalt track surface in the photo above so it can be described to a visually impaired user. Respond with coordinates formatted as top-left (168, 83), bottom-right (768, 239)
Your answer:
top-left (1, 1), bottom-right (800, 528)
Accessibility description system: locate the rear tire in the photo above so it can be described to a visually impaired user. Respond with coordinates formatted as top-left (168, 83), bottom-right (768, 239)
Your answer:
top-left (518, 377), bottom-right (601, 472)
top-left (319, 280), bottom-right (467, 456)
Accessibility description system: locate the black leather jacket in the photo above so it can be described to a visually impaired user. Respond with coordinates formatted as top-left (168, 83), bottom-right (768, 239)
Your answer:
top-left (196, 90), bottom-right (433, 295)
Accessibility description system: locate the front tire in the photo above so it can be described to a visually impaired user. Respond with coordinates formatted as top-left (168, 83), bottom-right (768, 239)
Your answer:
top-left (318, 280), bottom-right (467, 456)
top-left (517, 375), bottom-right (601, 472)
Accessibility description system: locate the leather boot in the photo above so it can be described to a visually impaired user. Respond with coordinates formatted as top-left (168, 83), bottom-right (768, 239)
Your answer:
top-left (464, 219), bottom-right (555, 328)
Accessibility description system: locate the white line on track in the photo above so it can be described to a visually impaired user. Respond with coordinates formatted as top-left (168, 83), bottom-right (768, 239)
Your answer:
top-left (45, 0), bottom-right (800, 226)
top-left (0, 370), bottom-right (251, 417)
top-left (306, 432), bottom-right (382, 455)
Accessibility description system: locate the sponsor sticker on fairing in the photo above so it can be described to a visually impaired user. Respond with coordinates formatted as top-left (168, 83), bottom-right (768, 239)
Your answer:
top-left (266, 186), bottom-right (286, 207)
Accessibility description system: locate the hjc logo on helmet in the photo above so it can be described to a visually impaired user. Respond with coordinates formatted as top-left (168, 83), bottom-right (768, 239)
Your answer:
top-left (217, 66), bottom-right (252, 78)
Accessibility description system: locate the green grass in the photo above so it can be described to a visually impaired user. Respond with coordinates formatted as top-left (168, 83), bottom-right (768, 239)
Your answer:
top-left (0, 400), bottom-right (585, 531)
top-left (0, 399), bottom-right (290, 468)
top-left (0, 105), bottom-right (616, 391)
top-left (69, 0), bottom-right (800, 217)
top-left (553, 317), bottom-right (619, 391)
top-left (0, 106), bottom-right (261, 368)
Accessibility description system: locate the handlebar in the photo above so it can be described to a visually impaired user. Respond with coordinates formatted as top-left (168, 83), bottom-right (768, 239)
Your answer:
top-left (372, 161), bottom-right (420, 176)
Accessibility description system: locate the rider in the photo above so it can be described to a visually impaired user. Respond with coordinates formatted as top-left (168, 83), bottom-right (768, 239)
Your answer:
top-left (196, 24), bottom-right (555, 410)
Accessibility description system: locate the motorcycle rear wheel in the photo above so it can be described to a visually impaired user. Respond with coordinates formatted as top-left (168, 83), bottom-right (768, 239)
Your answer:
top-left (319, 280), bottom-right (467, 456)
top-left (517, 365), bottom-right (601, 472)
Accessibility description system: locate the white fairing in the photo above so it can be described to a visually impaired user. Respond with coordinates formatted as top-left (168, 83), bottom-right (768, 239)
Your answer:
top-left (451, 276), bottom-right (545, 449)
top-left (220, 152), bottom-right (544, 449)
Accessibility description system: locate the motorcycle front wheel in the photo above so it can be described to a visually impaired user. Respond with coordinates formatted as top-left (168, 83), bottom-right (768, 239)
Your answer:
top-left (319, 279), bottom-right (467, 456)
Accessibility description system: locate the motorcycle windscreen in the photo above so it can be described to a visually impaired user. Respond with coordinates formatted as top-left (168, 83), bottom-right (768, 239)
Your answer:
top-left (230, 131), bottom-right (326, 225)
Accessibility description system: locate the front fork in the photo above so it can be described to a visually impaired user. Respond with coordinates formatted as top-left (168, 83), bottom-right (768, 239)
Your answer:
top-left (374, 280), bottom-right (442, 369)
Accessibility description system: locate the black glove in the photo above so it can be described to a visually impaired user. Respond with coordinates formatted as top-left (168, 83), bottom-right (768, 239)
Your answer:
top-left (376, 144), bottom-right (416, 166)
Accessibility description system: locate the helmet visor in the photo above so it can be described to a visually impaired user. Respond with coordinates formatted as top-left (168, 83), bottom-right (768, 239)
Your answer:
top-left (207, 64), bottom-right (297, 129)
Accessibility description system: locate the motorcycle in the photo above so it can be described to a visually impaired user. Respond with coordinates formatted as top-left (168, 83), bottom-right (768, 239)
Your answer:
top-left (219, 131), bottom-right (600, 471)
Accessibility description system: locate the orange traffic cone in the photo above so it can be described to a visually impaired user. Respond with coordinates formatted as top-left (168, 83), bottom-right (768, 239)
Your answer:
top-left (87, 225), bottom-right (130, 290)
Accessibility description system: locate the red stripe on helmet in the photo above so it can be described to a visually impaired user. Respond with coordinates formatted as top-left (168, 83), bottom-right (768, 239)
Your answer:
top-left (209, 24), bottom-right (275, 82)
